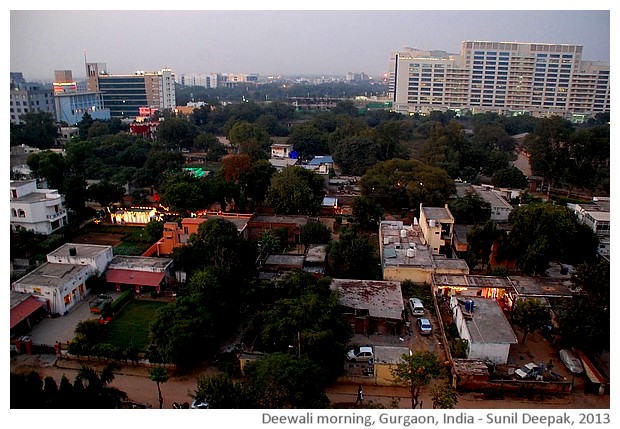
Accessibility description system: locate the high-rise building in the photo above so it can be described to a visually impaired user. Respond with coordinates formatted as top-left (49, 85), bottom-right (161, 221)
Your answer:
top-left (86, 63), bottom-right (176, 118)
top-left (53, 70), bottom-right (110, 125)
top-left (389, 41), bottom-right (610, 120)
top-left (9, 73), bottom-right (56, 124)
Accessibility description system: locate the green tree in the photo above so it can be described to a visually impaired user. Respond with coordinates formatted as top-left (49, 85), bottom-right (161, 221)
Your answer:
top-left (244, 352), bottom-right (330, 408)
top-left (63, 174), bottom-right (89, 215)
top-left (510, 298), bottom-right (550, 344)
top-left (555, 260), bottom-right (610, 352)
top-left (156, 117), bottom-right (199, 150)
top-left (77, 112), bottom-right (94, 138)
top-left (258, 272), bottom-right (352, 380)
top-left (159, 172), bottom-right (209, 216)
top-left (265, 166), bottom-right (324, 215)
top-left (491, 167), bottom-right (528, 189)
top-left (429, 381), bottom-right (459, 409)
top-left (11, 111), bottom-right (59, 149)
top-left (288, 122), bottom-right (330, 161)
top-left (144, 220), bottom-right (165, 242)
top-left (300, 220), bottom-right (331, 246)
top-left (328, 226), bottom-right (380, 280)
top-left (27, 150), bottom-right (67, 191)
top-left (245, 159), bottom-right (277, 205)
top-left (192, 373), bottom-right (255, 408)
top-left (227, 122), bottom-right (270, 160)
top-left (331, 136), bottom-right (381, 176)
top-left (506, 203), bottom-right (598, 274)
top-left (351, 196), bottom-right (384, 230)
top-left (448, 193), bottom-right (491, 224)
top-left (87, 180), bottom-right (126, 207)
top-left (390, 351), bottom-right (443, 409)
top-left (360, 158), bottom-right (455, 213)
top-left (75, 363), bottom-right (128, 408)
top-left (465, 220), bottom-right (503, 271)
top-left (148, 365), bottom-right (169, 409)
top-left (524, 116), bottom-right (573, 194)
top-left (193, 133), bottom-right (227, 161)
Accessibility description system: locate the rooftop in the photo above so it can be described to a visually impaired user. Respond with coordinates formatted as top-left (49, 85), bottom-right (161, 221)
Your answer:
top-left (250, 214), bottom-right (309, 226)
top-left (108, 255), bottom-right (172, 271)
top-left (373, 346), bottom-right (411, 364)
top-left (264, 254), bottom-right (305, 268)
top-left (508, 275), bottom-right (575, 298)
top-left (454, 297), bottom-right (518, 345)
top-left (432, 274), bottom-right (513, 289)
top-left (330, 279), bottom-right (404, 320)
top-left (12, 263), bottom-right (89, 288)
top-left (471, 185), bottom-right (513, 209)
top-left (422, 206), bottom-right (453, 222)
top-left (308, 155), bottom-right (333, 165)
top-left (48, 243), bottom-right (112, 260)
top-left (305, 244), bottom-right (328, 265)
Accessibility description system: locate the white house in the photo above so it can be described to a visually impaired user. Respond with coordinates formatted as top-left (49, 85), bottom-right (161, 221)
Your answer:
top-left (270, 142), bottom-right (293, 158)
top-left (11, 243), bottom-right (114, 315)
top-left (10, 180), bottom-right (69, 235)
top-left (450, 296), bottom-right (518, 364)
top-left (471, 185), bottom-right (513, 222)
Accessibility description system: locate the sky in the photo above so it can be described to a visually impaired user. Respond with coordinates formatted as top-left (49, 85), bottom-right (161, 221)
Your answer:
top-left (9, 6), bottom-right (612, 82)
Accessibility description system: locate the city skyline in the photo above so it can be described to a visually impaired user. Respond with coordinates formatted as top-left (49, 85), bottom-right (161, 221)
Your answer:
top-left (10, 9), bottom-right (610, 82)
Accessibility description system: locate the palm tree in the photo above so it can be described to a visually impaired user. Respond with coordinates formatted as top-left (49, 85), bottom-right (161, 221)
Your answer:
top-left (148, 365), bottom-right (169, 409)
top-left (75, 363), bottom-right (127, 408)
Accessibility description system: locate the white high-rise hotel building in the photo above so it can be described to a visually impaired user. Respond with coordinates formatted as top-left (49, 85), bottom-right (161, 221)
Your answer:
top-left (389, 41), bottom-right (610, 120)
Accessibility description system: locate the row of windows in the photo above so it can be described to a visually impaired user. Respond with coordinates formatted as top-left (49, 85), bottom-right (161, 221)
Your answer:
top-left (11, 209), bottom-right (26, 218)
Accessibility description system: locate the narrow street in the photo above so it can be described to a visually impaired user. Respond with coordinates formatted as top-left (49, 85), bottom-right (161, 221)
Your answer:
top-left (10, 353), bottom-right (609, 410)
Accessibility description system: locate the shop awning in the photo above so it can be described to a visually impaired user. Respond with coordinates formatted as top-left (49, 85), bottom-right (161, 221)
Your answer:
top-left (105, 269), bottom-right (166, 287)
top-left (11, 296), bottom-right (47, 329)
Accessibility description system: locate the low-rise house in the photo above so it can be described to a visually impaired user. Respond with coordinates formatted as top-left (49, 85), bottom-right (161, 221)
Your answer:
top-left (10, 291), bottom-right (49, 338)
top-left (419, 204), bottom-right (455, 255)
top-left (373, 346), bottom-right (412, 386)
top-left (10, 179), bottom-right (69, 235)
top-left (11, 244), bottom-right (114, 315)
top-left (379, 220), bottom-right (469, 283)
top-left (155, 213), bottom-right (252, 255)
top-left (246, 214), bottom-right (309, 244)
top-left (260, 254), bottom-right (305, 273)
top-left (270, 142), bottom-right (294, 158)
top-left (450, 296), bottom-right (518, 364)
top-left (303, 244), bottom-right (328, 277)
top-left (105, 255), bottom-right (173, 294)
top-left (330, 279), bottom-right (405, 336)
top-left (307, 155), bottom-right (333, 174)
top-left (471, 185), bottom-right (513, 222)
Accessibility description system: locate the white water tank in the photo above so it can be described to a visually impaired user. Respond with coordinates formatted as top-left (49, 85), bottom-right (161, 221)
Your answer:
top-left (400, 229), bottom-right (407, 238)
top-left (429, 219), bottom-right (437, 227)
top-left (406, 248), bottom-right (416, 258)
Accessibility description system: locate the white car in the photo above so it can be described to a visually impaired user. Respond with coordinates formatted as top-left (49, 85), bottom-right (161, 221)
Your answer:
top-left (346, 346), bottom-right (373, 362)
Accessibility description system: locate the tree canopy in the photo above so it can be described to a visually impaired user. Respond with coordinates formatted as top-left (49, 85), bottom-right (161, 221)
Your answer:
top-left (265, 166), bottom-right (325, 215)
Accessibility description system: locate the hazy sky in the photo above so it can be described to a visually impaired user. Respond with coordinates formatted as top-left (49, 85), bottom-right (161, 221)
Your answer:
top-left (9, 8), bottom-right (612, 81)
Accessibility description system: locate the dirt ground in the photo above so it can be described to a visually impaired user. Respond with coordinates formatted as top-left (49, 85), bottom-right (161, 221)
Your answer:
top-left (69, 231), bottom-right (125, 246)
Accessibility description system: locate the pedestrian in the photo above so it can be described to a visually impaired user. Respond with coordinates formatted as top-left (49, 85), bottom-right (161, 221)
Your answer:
top-left (356, 384), bottom-right (363, 404)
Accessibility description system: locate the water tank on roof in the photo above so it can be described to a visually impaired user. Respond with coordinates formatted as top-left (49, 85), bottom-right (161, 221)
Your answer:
top-left (69, 247), bottom-right (77, 256)
top-left (406, 248), bottom-right (416, 258)
top-left (400, 229), bottom-right (407, 238)
top-left (383, 237), bottom-right (390, 245)
top-left (413, 217), bottom-right (418, 225)
top-left (465, 300), bottom-right (475, 313)
top-left (429, 219), bottom-right (437, 227)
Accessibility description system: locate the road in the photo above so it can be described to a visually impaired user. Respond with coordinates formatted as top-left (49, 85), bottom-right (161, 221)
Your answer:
top-left (10, 354), bottom-right (609, 410)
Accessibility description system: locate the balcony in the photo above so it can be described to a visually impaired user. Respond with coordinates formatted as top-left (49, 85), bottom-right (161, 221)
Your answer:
top-left (47, 209), bottom-right (67, 219)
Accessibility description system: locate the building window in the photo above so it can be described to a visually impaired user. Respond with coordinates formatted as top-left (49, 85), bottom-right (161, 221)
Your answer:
top-left (18, 209), bottom-right (26, 218)
top-left (11, 209), bottom-right (17, 217)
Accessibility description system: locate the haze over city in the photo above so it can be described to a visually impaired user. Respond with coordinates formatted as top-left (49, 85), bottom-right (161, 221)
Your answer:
top-left (10, 8), bottom-right (610, 81)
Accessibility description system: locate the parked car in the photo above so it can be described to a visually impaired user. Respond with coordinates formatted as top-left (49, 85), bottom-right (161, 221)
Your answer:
top-left (559, 349), bottom-right (583, 374)
top-left (417, 318), bottom-right (432, 335)
top-left (190, 399), bottom-right (210, 409)
top-left (346, 346), bottom-right (373, 362)
top-left (409, 297), bottom-right (425, 317)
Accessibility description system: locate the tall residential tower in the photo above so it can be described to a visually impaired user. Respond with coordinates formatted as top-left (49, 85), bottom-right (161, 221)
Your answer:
top-left (389, 41), bottom-right (609, 121)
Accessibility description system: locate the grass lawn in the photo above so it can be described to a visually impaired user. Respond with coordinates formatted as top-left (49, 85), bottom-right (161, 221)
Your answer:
top-left (103, 300), bottom-right (168, 351)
